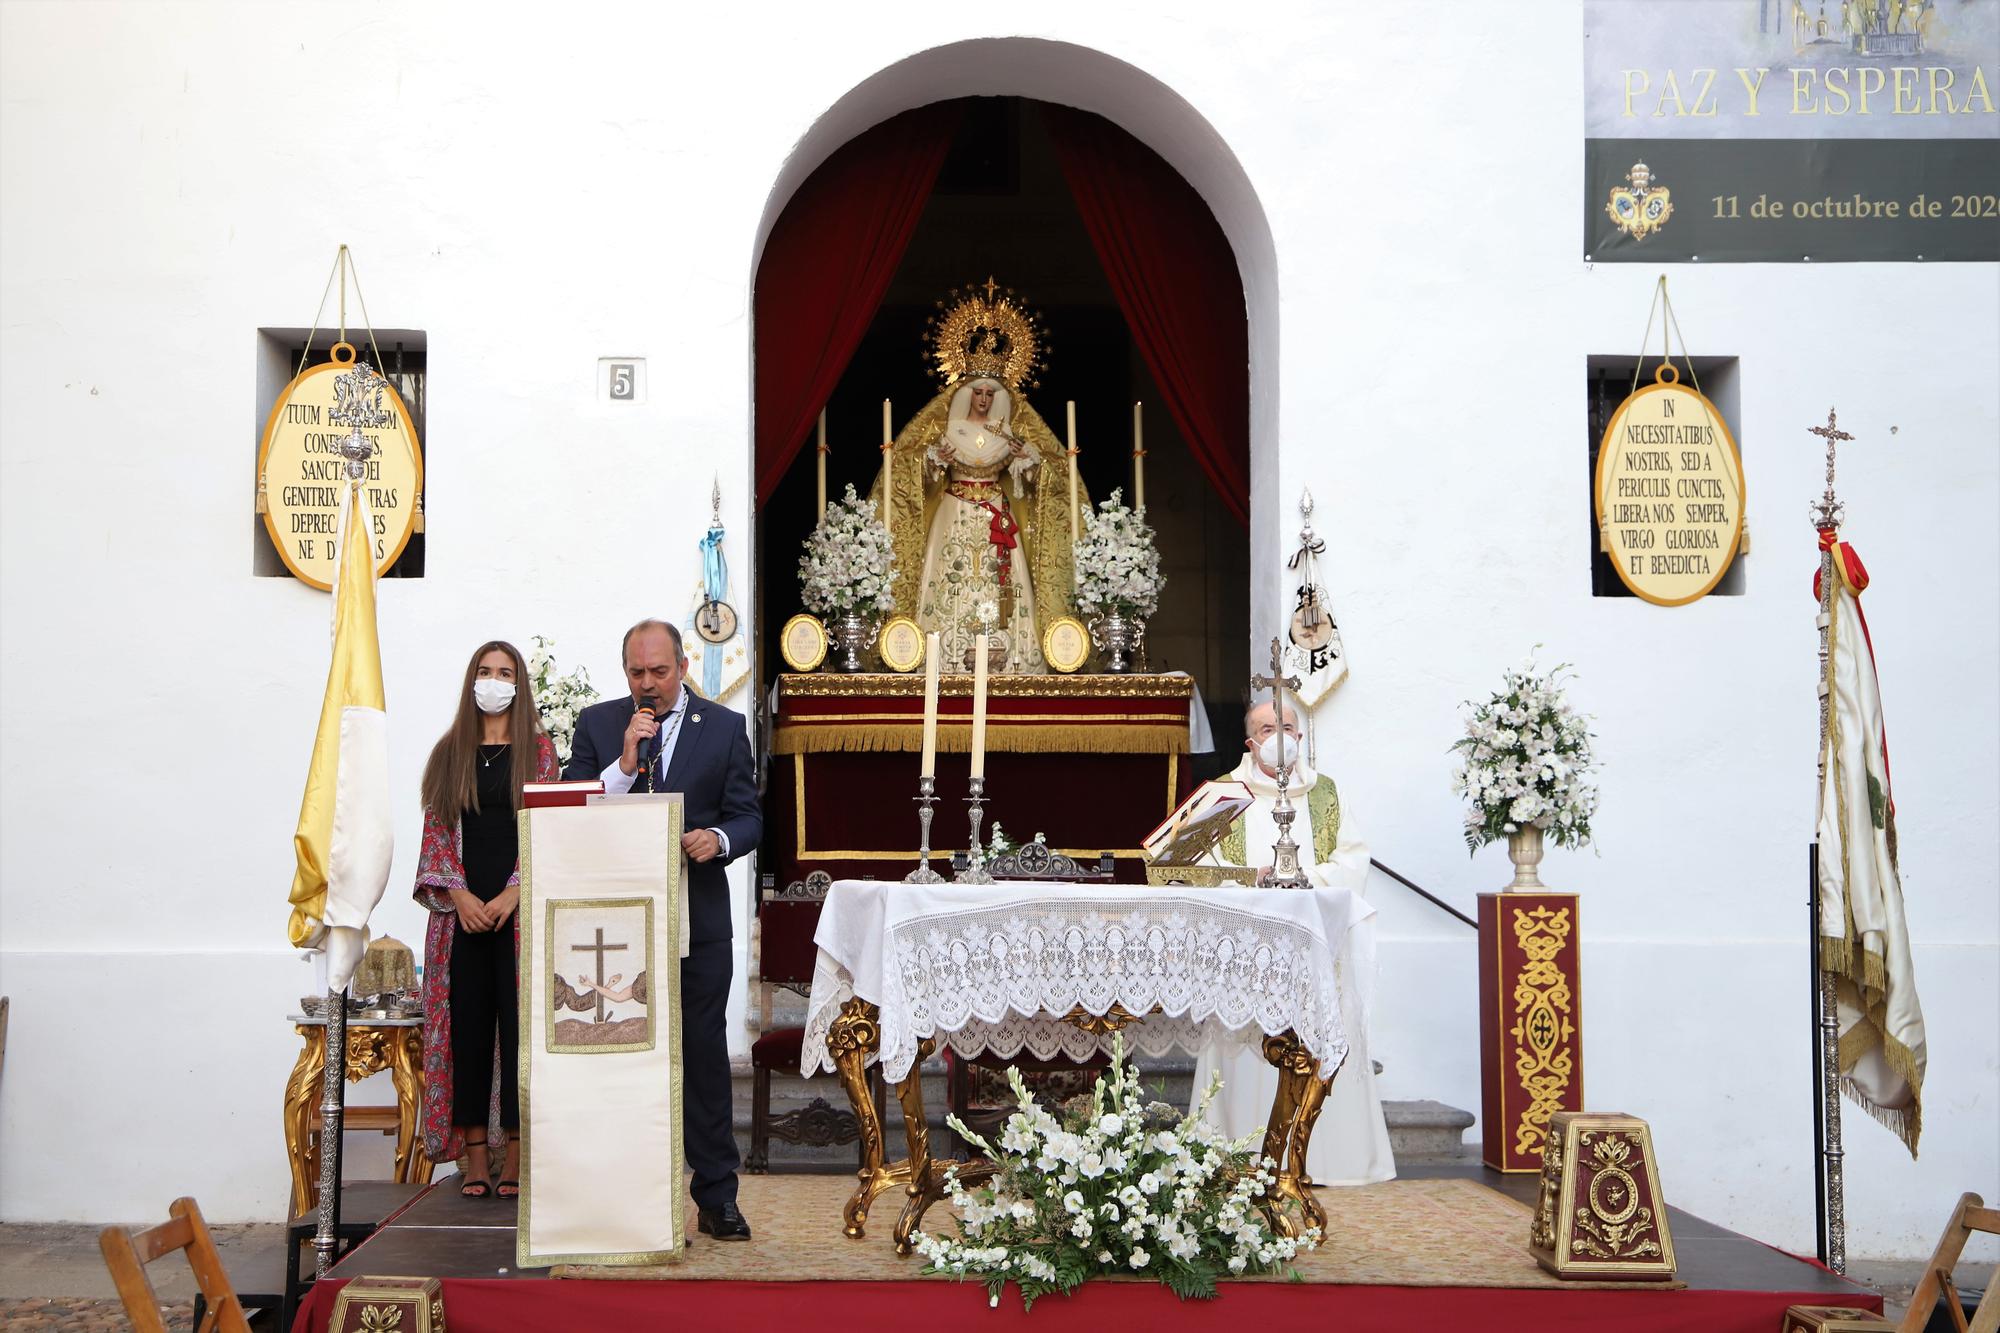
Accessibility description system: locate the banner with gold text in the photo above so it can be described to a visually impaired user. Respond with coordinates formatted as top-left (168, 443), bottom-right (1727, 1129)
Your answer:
top-left (1585, 0), bottom-right (1998, 262)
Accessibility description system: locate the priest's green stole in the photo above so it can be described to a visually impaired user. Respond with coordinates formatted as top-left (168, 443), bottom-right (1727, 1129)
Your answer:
top-left (1218, 776), bottom-right (1341, 870)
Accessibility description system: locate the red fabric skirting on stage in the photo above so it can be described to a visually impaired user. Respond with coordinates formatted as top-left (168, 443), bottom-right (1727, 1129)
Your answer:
top-left (297, 1274), bottom-right (1881, 1333)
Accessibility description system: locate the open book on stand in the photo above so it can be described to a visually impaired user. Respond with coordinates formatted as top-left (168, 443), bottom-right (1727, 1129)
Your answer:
top-left (1142, 779), bottom-right (1254, 866)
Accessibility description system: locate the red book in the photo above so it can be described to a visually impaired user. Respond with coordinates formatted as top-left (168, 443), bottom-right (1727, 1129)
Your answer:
top-left (522, 779), bottom-right (604, 809)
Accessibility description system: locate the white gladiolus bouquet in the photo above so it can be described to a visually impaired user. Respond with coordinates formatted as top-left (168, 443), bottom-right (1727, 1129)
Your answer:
top-left (1450, 658), bottom-right (1598, 854)
top-left (798, 484), bottom-right (899, 617)
top-left (1072, 489), bottom-right (1163, 620)
top-left (912, 1034), bottom-right (1318, 1309)
top-left (528, 636), bottom-right (599, 766)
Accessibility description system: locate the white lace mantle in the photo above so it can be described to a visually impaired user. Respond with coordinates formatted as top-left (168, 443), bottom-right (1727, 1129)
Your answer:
top-left (802, 881), bottom-right (1360, 1083)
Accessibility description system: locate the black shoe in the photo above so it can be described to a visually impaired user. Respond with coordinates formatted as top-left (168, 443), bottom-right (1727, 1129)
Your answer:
top-left (697, 1201), bottom-right (751, 1241)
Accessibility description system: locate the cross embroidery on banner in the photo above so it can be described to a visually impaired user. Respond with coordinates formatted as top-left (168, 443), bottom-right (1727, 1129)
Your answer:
top-left (571, 928), bottom-right (626, 1023)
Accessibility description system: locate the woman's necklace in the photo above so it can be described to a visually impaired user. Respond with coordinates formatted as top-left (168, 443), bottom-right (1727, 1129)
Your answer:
top-left (479, 741), bottom-right (509, 768)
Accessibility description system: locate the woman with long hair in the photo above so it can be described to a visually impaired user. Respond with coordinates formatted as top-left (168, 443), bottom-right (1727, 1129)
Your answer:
top-left (412, 641), bottom-right (556, 1198)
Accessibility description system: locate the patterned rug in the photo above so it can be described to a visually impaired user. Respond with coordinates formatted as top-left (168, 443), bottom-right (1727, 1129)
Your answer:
top-left (559, 1174), bottom-right (1682, 1290)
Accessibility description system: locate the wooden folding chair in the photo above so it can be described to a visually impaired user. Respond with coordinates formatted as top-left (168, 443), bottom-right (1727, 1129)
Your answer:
top-left (98, 1196), bottom-right (251, 1333)
top-left (1900, 1192), bottom-right (2000, 1333)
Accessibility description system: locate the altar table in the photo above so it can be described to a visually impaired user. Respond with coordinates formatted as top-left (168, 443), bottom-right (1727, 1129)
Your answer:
top-left (767, 673), bottom-right (1197, 886)
top-left (802, 879), bottom-right (1358, 1250)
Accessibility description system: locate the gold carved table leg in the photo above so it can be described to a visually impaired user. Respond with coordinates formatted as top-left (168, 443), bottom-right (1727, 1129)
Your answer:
top-left (283, 1025), bottom-right (328, 1218)
top-left (385, 1028), bottom-right (431, 1186)
top-left (828, 998), bottom-right (911, 1239)
top-left (1259, 1029), bottom-right (1335, 1237)
top-left (892, 1037), bottom-right (993, 1254)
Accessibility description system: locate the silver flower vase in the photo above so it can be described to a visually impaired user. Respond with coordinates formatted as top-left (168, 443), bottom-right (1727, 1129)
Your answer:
top-left (831, 613), bottom-right (878, 673)
top-left (1089, 612), bottom-right (1143, 674)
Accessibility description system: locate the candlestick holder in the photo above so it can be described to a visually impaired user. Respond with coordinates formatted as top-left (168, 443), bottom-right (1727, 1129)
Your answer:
top-left (905, 774), bottom-right (945, 883)
top-left (957, 775), bottom-right (994, 884)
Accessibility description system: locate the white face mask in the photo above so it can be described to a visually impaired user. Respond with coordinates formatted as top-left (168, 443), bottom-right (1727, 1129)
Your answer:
top-left (1255, 732), bottom-right (1299, 773)
top-left (473, 679), bottom-right (516, 715)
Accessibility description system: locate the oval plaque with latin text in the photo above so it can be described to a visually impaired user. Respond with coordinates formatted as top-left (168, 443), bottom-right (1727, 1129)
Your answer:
top-left (258, 343), bottom-right (423, 590)
top-left (1595, 365), bottom-right (1744, 606)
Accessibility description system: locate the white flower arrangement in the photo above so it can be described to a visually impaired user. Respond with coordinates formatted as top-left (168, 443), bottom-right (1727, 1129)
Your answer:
top-left (912, 1033), bottom-right (1318, 1309)
top-left (527, 635), bottom-right (600, 766)
top-left (798, 484), bottom-right (899, 617)
top-left (1072, 489), bottom-right (1163, 620)
top-left (1450, 657), bottom-right (1598, 854)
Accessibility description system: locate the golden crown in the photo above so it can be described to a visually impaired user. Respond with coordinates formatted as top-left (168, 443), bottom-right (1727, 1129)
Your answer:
top-left (925, 276), bottom-right (1047, 392)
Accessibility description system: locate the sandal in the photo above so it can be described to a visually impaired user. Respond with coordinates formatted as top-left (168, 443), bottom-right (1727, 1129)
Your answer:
top-left (460, 1177), bottom-right (492, 1199)
top-left (496, 1180), bottom-right (519, 1199)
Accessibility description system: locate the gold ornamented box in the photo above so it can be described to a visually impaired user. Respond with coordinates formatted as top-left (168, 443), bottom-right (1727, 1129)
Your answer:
top-left (328, 1275), bottom-right (447, 1333)
top-left (1778, 1307), bottom-right (1894, 1332)
top-left (1527, 1110), bottom-right (1676, 1282)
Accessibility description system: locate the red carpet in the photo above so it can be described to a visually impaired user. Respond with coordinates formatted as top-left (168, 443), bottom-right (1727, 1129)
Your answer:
top-left (297, 1273), bottom-right (1881, 1332)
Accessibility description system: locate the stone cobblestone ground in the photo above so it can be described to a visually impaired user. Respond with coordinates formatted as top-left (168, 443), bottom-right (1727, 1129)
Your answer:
top-left (0, 1296), bottom-right (197, 1330)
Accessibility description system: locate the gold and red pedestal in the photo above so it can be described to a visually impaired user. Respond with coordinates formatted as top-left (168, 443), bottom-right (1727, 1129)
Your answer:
top-left (1478, 892), bottom-right (1582, 1172)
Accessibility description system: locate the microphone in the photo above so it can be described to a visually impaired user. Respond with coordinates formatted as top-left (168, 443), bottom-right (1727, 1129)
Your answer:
top-left (636, 695), bottom-right (664, 774)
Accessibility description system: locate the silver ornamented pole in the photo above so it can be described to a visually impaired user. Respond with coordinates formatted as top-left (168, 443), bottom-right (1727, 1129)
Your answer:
top-left (314, 989), bottom-right (347, 1278)
top-left (314, 363), bottom-right (392, 1280)
top-left (1808, 407), bottom-right (1852, 1275)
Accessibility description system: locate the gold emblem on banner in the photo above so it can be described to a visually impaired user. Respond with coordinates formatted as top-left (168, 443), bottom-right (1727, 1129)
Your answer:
top-left (1606, 161), bottom-right (1674, 241)
top-left (780, 614), bottom-right (829, 673)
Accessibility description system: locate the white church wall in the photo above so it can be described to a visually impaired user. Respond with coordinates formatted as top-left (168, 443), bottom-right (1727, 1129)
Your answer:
top-left (1, 2), bottom-right (1993, 1261)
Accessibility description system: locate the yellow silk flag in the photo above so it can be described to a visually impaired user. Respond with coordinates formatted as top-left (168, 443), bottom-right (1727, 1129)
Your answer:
top-left (287, 483), bottom-right (393, 991)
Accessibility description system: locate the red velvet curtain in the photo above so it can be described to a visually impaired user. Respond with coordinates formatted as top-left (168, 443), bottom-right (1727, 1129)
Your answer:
top-left (753, 107), bottom-right (959, 503)
top-left (1042, 106), bottom-right (1251, 526)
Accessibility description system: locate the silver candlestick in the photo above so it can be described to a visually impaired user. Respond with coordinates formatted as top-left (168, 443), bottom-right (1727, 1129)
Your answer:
top-left (905, 774), bottom-right (945, 883)
top-left (957, 776), bottom-right (994, 884)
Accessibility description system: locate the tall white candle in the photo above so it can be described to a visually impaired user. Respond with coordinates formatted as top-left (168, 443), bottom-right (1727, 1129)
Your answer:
top-left (920, 632), bottom-right (940, 779)
top-left (816, 409), bottom-right (828, 521)
top-left (880, 399), bottom-right (894, 529)
top-left (1066, 399), bottom-right (1080, 550)
top-left (1132, 400), bottom-right (1145, 511)
top-left (969, 635), bottom-right (990, 780)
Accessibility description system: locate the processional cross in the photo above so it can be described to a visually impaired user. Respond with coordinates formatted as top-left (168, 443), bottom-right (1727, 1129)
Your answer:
top-left (1807, 408), bottom-right (1852, 531)
top-left (572, 928), bottom-right (627, 1023)
top-left (1249, 636), bottom-right (1309, 889)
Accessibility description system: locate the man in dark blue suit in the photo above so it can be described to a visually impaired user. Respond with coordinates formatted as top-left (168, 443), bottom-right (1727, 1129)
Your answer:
top-left (564, 619), bottom-right (760, 1241)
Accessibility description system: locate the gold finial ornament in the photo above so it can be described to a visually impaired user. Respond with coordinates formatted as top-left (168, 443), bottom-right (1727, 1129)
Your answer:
top-left (926, 277), bottom-right (1047, 391)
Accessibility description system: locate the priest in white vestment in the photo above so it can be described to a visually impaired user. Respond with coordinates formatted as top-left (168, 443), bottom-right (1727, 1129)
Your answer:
top-left (1188, 700), bottom-right (1396, 1186)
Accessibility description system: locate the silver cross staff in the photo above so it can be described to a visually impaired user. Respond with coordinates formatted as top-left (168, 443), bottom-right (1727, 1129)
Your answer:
top-left (1249, 635), bottom-right (1308, 888)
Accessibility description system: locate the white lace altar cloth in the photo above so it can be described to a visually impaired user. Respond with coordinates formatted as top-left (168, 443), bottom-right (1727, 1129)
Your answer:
top-left (802, 880), bottom-right (1357, 1084)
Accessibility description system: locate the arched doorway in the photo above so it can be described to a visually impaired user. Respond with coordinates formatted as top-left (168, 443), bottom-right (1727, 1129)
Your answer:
top-left (747, 39), bottom-right (1281, 713)
top-left (752, 44), bottom-right (1280, 880)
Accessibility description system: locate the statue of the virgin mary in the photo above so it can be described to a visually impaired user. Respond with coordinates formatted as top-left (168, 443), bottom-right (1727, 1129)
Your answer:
top-left (869, 280), bottom-right (1081, 673)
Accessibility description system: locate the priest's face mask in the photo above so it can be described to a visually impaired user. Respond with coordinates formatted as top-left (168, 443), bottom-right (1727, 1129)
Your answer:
top-left (1245, 702), bottom-right (1302, 776)
top-left (624, 626), bottom-right (688, 708)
